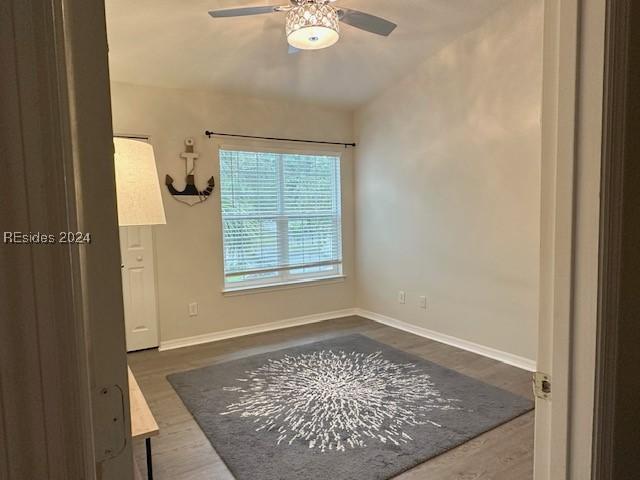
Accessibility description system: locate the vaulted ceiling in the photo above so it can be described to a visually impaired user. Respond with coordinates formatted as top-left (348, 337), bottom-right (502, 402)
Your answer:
top-left (106, 0), bottom-right (513, 108)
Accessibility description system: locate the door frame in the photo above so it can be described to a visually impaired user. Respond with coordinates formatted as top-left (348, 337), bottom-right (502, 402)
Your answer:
top-left (591, 1), bottom-right (627, 477)
top-left (534, 0), bottom-right (606, 478)
top-left (592, 0), bottom-right (640, 478)
top-left (1, 0), bottom-right (133, 478)
top-left (62, 0), bottom-right (135, 475)
top-left (534, 0), bottom-right (636, 479)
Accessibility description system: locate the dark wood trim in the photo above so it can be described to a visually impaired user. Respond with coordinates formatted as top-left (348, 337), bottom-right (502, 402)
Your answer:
top-left (592, 0), bottom-right (640, 477)
top-left (592, 1), bottom-right (628, 478)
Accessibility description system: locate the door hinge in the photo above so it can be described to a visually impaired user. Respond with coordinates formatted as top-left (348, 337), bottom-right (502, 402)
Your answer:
top-left (93, 384), bottom-right (127, 462)
top-left (533, 372), bottom-right (551, 400)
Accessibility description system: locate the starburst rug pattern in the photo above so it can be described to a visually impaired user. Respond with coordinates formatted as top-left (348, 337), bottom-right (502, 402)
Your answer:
top-left (168, 334), bottom-right (533, 480)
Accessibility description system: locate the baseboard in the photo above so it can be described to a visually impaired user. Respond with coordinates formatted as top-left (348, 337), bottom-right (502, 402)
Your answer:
top-left (355, 308), bottom-right (537, 372)
top-left (158, 308), bottom-right (358, 352)
top-left (158, 307), bottom-right (537, 372)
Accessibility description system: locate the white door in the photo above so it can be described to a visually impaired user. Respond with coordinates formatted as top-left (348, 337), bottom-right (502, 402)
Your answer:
top-left (120, 226), bottom-right (160, 351)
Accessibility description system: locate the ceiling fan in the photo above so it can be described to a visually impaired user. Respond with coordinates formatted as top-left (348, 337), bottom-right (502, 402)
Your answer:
top-left (208, 0), bottom-right (397, 51)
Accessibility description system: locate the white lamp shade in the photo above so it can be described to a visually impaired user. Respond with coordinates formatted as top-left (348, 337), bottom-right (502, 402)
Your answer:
top-left (114, 138), bottom-right (167, 226)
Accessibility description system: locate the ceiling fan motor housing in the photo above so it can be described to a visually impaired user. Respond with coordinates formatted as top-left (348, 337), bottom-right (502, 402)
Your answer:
top-left (291, 0), bottom-right (333, 5)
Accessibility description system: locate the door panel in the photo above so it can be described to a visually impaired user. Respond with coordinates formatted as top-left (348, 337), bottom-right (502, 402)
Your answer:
top-left (120, 226), bottom-right (159, 351)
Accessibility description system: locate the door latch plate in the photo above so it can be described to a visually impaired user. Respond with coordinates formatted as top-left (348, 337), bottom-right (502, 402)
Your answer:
top-left (533, 372), bottom-right (551, 400)
top-left (93, 384), bottom-right (127, 462)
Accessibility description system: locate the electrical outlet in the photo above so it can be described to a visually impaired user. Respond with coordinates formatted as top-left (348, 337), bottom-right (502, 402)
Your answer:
top-left (188, 302), bottom-right (198, 317)
top-left (419, 296), bottom-right (427, 309)
top-left (398, 291), bottom-right (406, 304)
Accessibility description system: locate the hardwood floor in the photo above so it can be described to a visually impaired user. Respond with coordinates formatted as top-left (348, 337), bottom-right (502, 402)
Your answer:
top-left (127, 316), bottom-right (534, 480)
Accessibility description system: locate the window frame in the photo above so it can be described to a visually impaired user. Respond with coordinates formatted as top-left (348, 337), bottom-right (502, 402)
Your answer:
top-left (217, 143), bottom-right (344, 292)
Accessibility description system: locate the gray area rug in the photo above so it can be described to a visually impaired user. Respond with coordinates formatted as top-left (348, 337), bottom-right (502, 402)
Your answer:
top-left (168, 334), bottom-right (533, 480)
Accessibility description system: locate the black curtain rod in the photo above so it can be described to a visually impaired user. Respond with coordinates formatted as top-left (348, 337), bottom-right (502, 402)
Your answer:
top-left (114, 134), bottom-right (149, 140)
top-left (204, 130), bottom-right (356, 148)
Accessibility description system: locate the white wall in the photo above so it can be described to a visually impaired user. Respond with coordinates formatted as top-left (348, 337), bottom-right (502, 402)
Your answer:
top-left (110, 82), bottom-right (356, 343)
top-left (353, 0), bottom-right (543, 361)
top-left (110, 0), bottom-right (543, 360)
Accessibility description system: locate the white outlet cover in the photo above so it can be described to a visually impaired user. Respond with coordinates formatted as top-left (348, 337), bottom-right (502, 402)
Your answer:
top-left (419, 296), bottom-right (427, 309)
top-left (398, 291), bottom-right (406, 304)
top-left (188, 302), bottom-right (198, 316)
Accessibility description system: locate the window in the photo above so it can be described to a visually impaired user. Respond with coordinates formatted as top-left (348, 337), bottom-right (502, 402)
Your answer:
top-left (219, 147), bottom-right (343, 290)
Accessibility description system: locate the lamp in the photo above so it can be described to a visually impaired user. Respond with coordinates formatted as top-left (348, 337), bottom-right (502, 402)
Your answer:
top-left (113, 137), bottom-right (166, 226)
top-left (286, 3), bottom-right (339, 50)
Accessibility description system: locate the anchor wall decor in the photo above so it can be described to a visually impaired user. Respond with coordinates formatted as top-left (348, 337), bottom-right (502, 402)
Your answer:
top-left (165, 137), bottom-right (215, 206)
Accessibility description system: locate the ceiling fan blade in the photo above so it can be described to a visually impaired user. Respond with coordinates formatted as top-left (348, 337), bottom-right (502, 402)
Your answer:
top-left (208, 5), bottom-right (284, 18)
top-left (288, 44), bottom-right (300, 54)
top-left (338, 9), bottom-right (397, 36)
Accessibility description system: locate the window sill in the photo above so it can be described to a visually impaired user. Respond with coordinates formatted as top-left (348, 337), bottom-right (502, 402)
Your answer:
top-left (221, 275), bottom-right (346, 296)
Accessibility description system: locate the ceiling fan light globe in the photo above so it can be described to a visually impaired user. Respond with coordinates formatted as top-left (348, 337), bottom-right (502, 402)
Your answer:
top-left (287, 26), bottom-right (339, 50)
top-left (286, 4), bottom-right (339, 50)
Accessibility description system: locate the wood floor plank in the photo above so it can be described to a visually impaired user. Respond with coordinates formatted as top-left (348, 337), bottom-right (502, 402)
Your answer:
top-left (128, 316), bottom-right (534, 479)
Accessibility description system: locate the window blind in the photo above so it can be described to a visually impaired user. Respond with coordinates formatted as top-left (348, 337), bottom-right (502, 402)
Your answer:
top-left (219, 148), bottom-right (342, 286)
